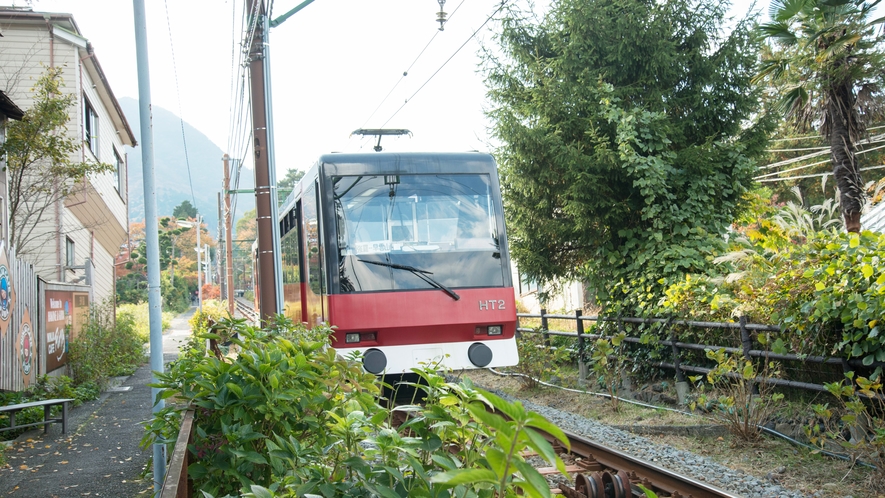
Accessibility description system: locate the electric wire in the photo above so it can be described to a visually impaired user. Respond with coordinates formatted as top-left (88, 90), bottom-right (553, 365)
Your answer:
top-left (379, 0), bottom-right (508, 128)
top-left (757, 163), bottom-right (885, 183)
top-left (163, 0), bottom-right (197, 209)
top-left (360, 0), bottom-right (468, 130)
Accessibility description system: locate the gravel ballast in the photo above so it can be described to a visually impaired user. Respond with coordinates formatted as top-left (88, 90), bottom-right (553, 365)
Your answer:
top-left (482, 387), bottom-right (818, 498)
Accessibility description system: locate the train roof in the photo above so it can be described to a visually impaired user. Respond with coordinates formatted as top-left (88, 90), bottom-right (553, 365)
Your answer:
top-left (318, 151), bottom-right (494, 164)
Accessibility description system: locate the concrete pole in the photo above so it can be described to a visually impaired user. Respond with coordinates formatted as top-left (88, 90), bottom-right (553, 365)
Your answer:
top-left (132, 0), bottom-right (166, 491)
top-left (223, 155), bottom-right (235, 316)
top-left (217, 192), bottom-right (224, 302)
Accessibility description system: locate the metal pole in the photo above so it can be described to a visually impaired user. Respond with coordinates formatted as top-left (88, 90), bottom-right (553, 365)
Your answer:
top-left (262, 13), bottom-right (285, 315)
top-left (217, 192), bottom-right (223, 296)
top-left (196, 214), bottom-right (202, 314)
top-left (132, 0), bottom-right (166, 490)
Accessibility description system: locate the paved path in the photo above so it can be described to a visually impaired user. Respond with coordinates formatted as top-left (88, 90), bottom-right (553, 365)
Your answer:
top-left (0, 308), bottom-right (195, 498)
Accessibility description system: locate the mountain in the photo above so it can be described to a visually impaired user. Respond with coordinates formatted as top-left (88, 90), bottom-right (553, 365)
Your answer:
top-left (121, 97), bottom-right (255, 237)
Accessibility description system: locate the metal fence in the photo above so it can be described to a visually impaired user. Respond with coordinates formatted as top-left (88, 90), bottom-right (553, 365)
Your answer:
top-left (518, 309), bottom-right (884, 394)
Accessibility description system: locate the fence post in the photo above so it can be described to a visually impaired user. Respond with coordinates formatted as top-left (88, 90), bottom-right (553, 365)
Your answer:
top-left (739, 315), bottom-right (759, 395)
top-left (576, 309), bottom-right (587, 386)
top-left (667, 318), bottom-right (690, 404)
top-left (540, 308), bottom-right (550, 347)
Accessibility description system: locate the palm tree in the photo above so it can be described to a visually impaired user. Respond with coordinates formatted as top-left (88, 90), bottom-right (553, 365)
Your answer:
top-left (756, 0), bottom-right (885, 232)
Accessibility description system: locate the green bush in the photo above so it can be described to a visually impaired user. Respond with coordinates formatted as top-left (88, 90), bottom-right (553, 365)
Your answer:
top-left (659, 230), bottom-right (885, 371)
top-left (69, 301), bottom-right (146, 387)
top-left (505, 331), bottom-right (572, 390)
top-left (117, 302), bottom-right (173, 344)
top-left (144, 316), bottom-right (571, 497)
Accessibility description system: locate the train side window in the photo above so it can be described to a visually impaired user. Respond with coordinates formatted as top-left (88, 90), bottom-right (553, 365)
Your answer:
top-left (303, 182), bottom-right (325, 295)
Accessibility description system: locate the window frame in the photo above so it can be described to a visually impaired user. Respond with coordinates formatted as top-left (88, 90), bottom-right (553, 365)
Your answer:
top-left (83, 97), bottom-right (99, 158)
top-left (65, 237), bottom-right (75, 269)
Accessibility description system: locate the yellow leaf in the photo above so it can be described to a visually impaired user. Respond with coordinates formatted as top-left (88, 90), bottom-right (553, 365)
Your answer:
top-left (862, 264), bottom-right (874, 279)
top-left (849, 234), bottom-right (860, 248)
top-left (815, 282), bottom-right (826, 291)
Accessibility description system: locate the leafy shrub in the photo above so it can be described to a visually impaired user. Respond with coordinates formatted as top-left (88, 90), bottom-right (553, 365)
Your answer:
top-left (69, 301), bottom-right (146, 388)
top-left (806, 373), bottom-right (885, 492)
top-left (117, 303), bottom-right (173, 344)
top-left (145, 317), bottom-right (571, 497)
top-left (507, 331), bottom-right (572, 389)
top-left (589, 331), bottom-right (629, 411)
top-left (692, 348), bottom-right (784, 443)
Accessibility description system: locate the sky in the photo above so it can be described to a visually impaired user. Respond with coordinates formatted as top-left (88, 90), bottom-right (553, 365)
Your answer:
top-left (27, 0), bottom-right (762, 179)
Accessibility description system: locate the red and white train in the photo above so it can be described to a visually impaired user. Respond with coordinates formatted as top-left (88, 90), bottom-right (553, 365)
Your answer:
top-left (260, 152), bottom-right (518, 374)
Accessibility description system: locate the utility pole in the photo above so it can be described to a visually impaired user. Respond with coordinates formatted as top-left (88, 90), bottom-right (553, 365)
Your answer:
top-left (248, 0), bottom-right (279, 323)
top-left (217, 192), bottom-right (224, 300)
top-left (223, 154), bottom-right (235, 316)
top-left (248, 0), bottom-right (316, 323)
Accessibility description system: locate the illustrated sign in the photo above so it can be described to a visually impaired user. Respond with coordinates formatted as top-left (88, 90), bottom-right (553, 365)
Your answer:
top-left (44, 290), bottom-right (89, 372)
top-left (0, 241), bottom-right (16, 337)
top-left (17, 306), bottom-right (33, 388)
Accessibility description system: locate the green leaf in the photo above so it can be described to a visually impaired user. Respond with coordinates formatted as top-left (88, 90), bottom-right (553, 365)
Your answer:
top-left (248, 485), bottom-right (274, 498)
top-left (431, 469), bottom-right (499, 486)
top-left (512, 459), bottom-right (552, 498)
top-left (226, 382), bottom-right (243, 398)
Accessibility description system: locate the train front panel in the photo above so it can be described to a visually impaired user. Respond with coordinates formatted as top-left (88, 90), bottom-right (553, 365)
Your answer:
top-left (280, 152), bottom-right (518, 373)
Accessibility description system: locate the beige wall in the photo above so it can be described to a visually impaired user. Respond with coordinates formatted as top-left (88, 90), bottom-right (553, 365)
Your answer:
top-left (0, 13), bottom-right (129, 303)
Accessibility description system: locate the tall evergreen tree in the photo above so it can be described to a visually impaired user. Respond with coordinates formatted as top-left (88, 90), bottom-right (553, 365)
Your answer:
top-left (172, 200), bottom-right (198, 219)
top-left (484, 0), bottom-right (772, 310)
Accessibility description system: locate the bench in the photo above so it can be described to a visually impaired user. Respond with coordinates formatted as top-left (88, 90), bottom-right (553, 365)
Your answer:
top-left (0, 398), bottom-right (74, 435)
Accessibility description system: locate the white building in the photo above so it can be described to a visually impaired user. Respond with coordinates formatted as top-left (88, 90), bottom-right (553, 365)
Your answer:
top-left (0, 7), bottom-right (136, 304)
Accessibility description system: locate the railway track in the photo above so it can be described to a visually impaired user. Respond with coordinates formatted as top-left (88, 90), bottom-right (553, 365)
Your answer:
top-left (233, 296), bottom-right (259, 323)
top-left (537, 428), bottom-right (739, 497)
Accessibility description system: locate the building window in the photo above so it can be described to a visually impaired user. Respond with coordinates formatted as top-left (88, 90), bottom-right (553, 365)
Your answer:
top-left (66, 237), bottom-right (75, 268)
top-left (113, 148), bottom-right (123, 193)
top-left (519, 270), bottom-right (539, 295)
top-left (83, 98), bottom-right (98, 158)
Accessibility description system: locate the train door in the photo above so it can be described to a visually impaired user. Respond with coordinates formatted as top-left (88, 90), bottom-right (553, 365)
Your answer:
top-left (280, 203), bottom-right (303, 323)
top-left (302, 180), bottom-right (326, 326)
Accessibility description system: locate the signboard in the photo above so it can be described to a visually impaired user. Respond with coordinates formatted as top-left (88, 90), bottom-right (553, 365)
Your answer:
top-left (44, 290), bottom-right (89, 372)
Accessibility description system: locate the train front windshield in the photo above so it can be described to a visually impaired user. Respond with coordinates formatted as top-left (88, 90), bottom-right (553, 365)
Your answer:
top-left (334, 174), bottom-right (505, 293)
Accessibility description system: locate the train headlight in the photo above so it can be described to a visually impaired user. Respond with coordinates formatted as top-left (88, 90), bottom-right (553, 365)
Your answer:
top-left (487, 325), bottom-right (502, 336)
top-left (346, 333), bottom-right (361, 343)
top-left (468, 342), bottom-right (493, 367)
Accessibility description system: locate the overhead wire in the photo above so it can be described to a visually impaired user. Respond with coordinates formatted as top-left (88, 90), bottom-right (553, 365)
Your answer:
top-left (163, 0), bottom-right (198, 210)
top-left (359, 0), bottom-right (468, 131)
top-left (378, 0), bottom-right (508, 129)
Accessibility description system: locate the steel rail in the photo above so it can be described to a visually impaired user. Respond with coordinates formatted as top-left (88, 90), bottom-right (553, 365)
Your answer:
top-left (548, 428), bottom-right (742, 498)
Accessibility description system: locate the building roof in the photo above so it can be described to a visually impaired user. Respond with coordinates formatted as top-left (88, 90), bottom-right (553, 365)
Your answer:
top-left (862, 201), bottom-right (885, 233)
top-left (0, 7), bottom-right (137, 146)
top-left (0, 90), bottom-right (24, 120)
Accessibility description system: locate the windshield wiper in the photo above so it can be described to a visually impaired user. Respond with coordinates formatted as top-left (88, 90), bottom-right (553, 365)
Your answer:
top-left (358, 259), bottom-right (460, 301)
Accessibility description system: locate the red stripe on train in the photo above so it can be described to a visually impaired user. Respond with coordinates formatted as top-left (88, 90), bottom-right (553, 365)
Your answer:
top-left (327, 287), bottom-right (516, 347)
